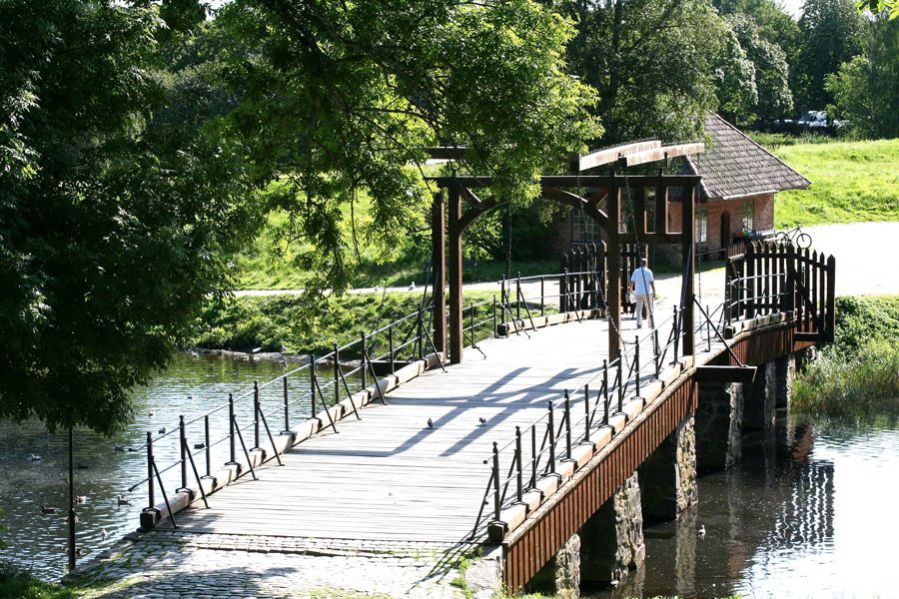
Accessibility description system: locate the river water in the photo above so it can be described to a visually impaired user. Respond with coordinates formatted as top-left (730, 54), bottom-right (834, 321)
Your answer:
top-left (2, 355), bottom-right (898, 597)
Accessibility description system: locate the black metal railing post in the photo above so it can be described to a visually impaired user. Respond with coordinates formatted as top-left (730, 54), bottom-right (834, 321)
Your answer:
top-left (602, 359), bottom-right (610, 426)
top-left (204, 415), bottom-right (211, 477)
top-left (361, 332), bottom-right (367, 391)
top-left (282, 376), bottom-right (290, 433)
top-left (494, 274), bottom-right (508, 334)
top-left (634, 335), bottom-right (641, 399)
top-left (179, 415), bottom-right (187, 490)
top-left (584, 384), bottom-right (591, 442)
top-left (547, 401), bottom-right (556, 473)
top-left (146, 432), bottom-right (155, 509)
top-left (672, 306), bottom-right (680, 365)
top-left (417, 307), bottom-right (424, 360)
top-left (310, 355), bottom-right (318, 419)
top-left (540, 276), bottom-right (545, 316)
top-left (228, 393), bottom-right (236, 464)
top-left (388, 326), bottom-right (395, 374)
top-left (653, 330), bottom-right (660, 378)
top-left (530, 426), bottom-right (537, 488)
top-left (617, 351), bottom-right (624, 413)
top-left (515, 426), bottom-right (523, 503)
top-left (492, 295), bottom-right (498, 337)
top-left (253, 381), bottom-right (260, 450)
top-left (706, 305), bottom-right (712, 351)
top-left (492, 442), bottom-right (501, 522)
top-left (564, 391), bottom-right (572, 459)
top-left (333, 344), bottom-right (340, 406)
top-left (516, 273), bottom-right (522, 321)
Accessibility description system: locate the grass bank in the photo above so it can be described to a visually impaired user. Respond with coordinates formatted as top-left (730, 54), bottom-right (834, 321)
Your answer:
top-left (0, 563), bottom-right (74, 598)
top-left (769, 138), bottom-right (899, 228)
top-left (792, 295), bottom-right (899, 420)
top-left (192, 290), bottom-right (504, 356)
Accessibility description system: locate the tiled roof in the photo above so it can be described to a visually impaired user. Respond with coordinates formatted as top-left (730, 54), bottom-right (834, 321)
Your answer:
top-left (684, 114), bottom-right (810, 200)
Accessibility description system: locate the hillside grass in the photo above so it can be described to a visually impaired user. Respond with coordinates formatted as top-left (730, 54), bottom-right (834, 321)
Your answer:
top-left (770, 138), bottom-right (899, 228)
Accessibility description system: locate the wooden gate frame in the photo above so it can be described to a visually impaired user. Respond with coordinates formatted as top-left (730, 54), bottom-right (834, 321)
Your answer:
top-left (427, 174), bottom-right (701, 364)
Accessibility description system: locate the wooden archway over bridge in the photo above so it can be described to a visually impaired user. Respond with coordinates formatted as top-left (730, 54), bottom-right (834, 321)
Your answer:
top-left (427, 174), bottom-right (702, 365)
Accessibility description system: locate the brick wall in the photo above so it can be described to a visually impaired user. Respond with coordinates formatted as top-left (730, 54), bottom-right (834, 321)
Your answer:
top-left (666, 194), bottom-right (775, 254)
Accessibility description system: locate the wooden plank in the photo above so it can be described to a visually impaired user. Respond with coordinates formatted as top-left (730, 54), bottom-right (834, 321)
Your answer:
top-left (576, 140), bottom-right (661, 171)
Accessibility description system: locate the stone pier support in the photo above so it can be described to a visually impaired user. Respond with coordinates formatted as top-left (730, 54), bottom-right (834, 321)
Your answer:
top-left (579, 472), bottom-right (645, 588)
top-left (638, 414), bottom-right (698, 525)
top-left (527, 533), bottom-right (581, 598)
top-left (695, 382), bottom-right (743, 475)
top-left (743, 362), bottom-right (776, 433)
top-left (775, 352), bottom-right (795, 414)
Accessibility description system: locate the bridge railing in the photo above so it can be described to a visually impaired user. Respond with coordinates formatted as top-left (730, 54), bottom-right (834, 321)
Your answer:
top-left (725, 241), bottom-right (835, 342)
top-left (471, 295), bottom-right (706, 539)
top-left (127, 301), bottom-right (444, 528)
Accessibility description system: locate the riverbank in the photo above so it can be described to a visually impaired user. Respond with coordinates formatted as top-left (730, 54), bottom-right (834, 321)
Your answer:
top-left (792, 295), bottom-right (899, 420)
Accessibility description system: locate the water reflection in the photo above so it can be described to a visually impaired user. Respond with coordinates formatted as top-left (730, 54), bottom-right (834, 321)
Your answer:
top-left (602, 419), bottom-right (899, 598)
top-left (0, 353), bottom-right (351, 581)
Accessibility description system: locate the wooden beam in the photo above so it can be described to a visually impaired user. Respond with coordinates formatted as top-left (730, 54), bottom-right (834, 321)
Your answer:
top-left (431, 191), bottom-right (446, 354)
top-left (623, 143), bottom-right (705, 167)
top-left (448, 184), bottom-right (464, 364)
top-left (576, 140), bottom-right (661, 171)
top-left (428, 175), bottom-right (702, 188)
top-left (695, 365), bottom-right (758, 383)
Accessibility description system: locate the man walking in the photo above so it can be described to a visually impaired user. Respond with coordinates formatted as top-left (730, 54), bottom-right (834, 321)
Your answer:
top-left (630, 258), bottom-right (656, 329)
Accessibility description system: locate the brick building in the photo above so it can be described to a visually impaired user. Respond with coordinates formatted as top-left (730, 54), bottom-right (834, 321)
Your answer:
top-left (566, 114), bottom-right (810, 259)
top-left (674, 113), bottom-right (810, 257)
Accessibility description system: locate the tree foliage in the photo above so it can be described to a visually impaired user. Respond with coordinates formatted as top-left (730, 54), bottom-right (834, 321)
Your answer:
top-left (0, 0), bottom-right (260, 434)
top-left (713, 26), bottom-right (759, 124)
top-left (212, 0), bottom-right (600, 291)
top-left (559, 0), bottom-right (724, 144)
top-left (729, 15), bottom-right (794, 120)
top-left (826, 16), bottom-right (899, 137)
top-left (797, 0), bottom-right (864, 109)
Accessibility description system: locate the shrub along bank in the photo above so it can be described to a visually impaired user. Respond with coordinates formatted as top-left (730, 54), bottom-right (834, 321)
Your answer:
top-left (792, 295), bottom-right (899, 420)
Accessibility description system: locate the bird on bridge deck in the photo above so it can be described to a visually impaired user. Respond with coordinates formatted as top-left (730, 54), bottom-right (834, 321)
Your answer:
top-left (408, 281), bottom-right (416, 291)
top-left (158, 427), bottom-right (166, 434)
top-left (478, 417), bottom-right (487, 426)
top-left (427, 418), bottom-right (434, 429)
top-left (40, 505), bottom-right (57, 515)
top-left (116, 496), bottom-right (131, 506)
top-left (148, 410), bottom-right (155, 417)
top-left (698, 524), bottom-right (706, 538)
top-left (29, 454), bottom-right (42, 461)
top-left (75, 495), bottom-right (87, 504)
top-left (101, 528), bottom-right (108, 540)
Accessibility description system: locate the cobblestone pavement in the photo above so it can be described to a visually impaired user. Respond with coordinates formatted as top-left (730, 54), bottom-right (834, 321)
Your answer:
top-left (70, 531), bottom-right (474, 598)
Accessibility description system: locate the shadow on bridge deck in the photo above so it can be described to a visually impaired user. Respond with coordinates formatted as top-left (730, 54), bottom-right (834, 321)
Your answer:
top-left (169, 317), bottom-right (635, 543)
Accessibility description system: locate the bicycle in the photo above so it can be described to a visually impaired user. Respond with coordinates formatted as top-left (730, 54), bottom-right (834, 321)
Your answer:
top-left (776, 226), bottom-right (812, 249)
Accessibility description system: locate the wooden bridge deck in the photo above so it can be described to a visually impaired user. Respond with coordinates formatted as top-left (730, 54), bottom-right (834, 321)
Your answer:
top-left (172, 317), bottom-right (630, 543)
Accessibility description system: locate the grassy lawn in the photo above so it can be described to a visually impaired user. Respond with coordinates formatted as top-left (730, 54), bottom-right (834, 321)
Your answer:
top-left (770, 138), bottom-right (899, 228)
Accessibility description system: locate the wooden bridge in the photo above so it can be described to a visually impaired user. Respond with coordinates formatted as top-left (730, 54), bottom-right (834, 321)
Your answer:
top-left (130, 170), bottom-right (836, 595)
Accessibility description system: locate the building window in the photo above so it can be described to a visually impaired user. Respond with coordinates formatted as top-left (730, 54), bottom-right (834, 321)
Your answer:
top-left (571, 209), bottom-right (602, 244)
top-left (742, 200), bottom-right (754, 231)
top-left (696, 207), bottom-right (708, 243)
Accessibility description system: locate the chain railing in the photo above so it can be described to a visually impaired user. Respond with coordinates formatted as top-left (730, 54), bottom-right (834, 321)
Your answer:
top-left (128, 302), bottom-right (445, 528)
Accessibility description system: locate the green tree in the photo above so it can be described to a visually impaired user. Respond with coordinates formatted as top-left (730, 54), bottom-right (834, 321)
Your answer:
top-left (729, 15), bottom-right (794, 121)
top-left (0, 0), bottom-right (260, 434)
top-left (560, 0), bottom-right (725, 144)
top-left (826, 16), bottom-right (899, 137)
top-left (855, 0), bottom-right (899, 20)
top-left (713, 26), bottom-right (759, 125)
top-left (797, 0), bottom-right (864, 109)
top-left (214, 0), bottom-right (600, 291)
